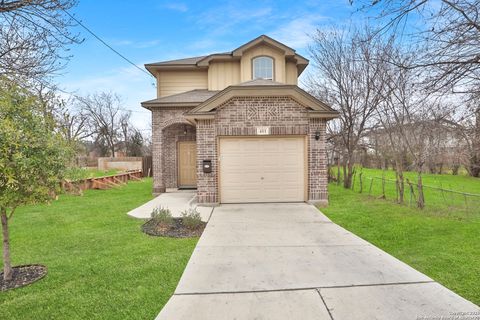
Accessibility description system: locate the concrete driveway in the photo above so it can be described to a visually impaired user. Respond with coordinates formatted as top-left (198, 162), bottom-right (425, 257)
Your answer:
top-left (156, 203), bottom-right (479, 320)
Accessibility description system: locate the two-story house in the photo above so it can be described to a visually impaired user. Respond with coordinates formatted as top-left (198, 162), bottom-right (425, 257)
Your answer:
top-left (141, 35), bottom-right (338, 205)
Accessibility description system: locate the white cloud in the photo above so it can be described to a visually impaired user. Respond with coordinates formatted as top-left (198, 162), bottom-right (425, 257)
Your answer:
top-left (110, 39), bottom-right (161, 49)
top-left (163, 2), bottom-right (188, 12)
top-left (195, 5), bottom-right (273, 35)
top-left (269, 14), bottom-right (327, 49)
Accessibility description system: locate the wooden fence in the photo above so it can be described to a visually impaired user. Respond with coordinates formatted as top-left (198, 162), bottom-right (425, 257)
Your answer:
top-left (142, 156), bottom-right (153, 177)
top-left (63, 170), bottom-right (143, 192)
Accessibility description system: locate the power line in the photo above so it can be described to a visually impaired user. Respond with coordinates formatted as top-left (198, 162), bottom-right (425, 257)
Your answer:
top-left (54, 85), bottom-right (151, 114)
top-left (63, 9), bottom-right (154, 79)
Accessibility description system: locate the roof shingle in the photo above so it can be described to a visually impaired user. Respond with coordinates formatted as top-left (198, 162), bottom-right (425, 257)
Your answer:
top-left (141, 89), bottom-right (220, 108)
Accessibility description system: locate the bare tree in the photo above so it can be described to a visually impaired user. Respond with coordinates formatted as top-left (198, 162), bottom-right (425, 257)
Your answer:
top-left (0, 0), bottom-right (80, 80)
top-left (352, 0), bottom-right (480, 177)
top-left (374, 48), bottom-right (424, 203)
top-left (57, 100), bottom-right (92, 143)
top-left (308, 26), bottom-right (389, 188)
top-left (77, 92), bottom-right (131, 157)
top-left (352, 0), bottom-right (480, 92)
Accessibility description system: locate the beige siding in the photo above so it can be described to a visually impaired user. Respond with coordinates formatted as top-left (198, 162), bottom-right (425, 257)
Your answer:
top-left (240, 44), bottom-right (286, 83)
top-left (158, 70), bottom-right (208, 97)
top-left (208, 61), bottom-right (241, 90)
top-left (285, 61), bottom-right (298, 85)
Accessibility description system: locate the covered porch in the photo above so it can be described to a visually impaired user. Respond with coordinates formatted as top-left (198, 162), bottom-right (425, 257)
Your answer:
top-left (153, 121), bottom-right (197, 194)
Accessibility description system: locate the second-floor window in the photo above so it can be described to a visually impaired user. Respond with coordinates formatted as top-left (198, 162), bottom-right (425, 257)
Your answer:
top-left (253, 56), bottom-right (273, 80)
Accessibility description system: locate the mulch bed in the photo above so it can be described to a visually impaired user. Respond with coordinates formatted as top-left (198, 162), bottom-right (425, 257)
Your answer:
top-left (142, 218), bottom-right (206, 238)
top-left (0, 264), bottom-right (47, 291)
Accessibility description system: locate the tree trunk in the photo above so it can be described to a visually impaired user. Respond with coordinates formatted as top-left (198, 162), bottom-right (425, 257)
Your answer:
top-left (395, 159), bottom-right (404, 204)
top-left (343, 157), bottom-right (353, 189)
top-left (417, 172), bottom-right (425, 209)
top-left (336, 154), bottom-right (341, 185)
top-left (359, 170), bottom-right (363, 193)
top-left (452, 163), bottom-right (459, 175)
top-left (470, 107), bottom-right (480, 177)
top-left (1, 208), bottom-right (13, 281)
top-left (380, 170), bottom-right (386, 199)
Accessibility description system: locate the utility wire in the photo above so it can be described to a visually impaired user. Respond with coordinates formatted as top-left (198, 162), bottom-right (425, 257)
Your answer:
top-left (53, 84), bottom-right (151, 114)
top-left (63, 9), bottom-right (154, 79)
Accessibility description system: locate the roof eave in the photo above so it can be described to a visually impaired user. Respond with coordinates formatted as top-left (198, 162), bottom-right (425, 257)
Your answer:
top-left (197, 54), bottom-right (237, 67)
top-left (141, 101), bottom-right (201, 110)
top-left (308, 110), bottom-right (340, 120)
top-left (145, 64), bottom-right (206, 75)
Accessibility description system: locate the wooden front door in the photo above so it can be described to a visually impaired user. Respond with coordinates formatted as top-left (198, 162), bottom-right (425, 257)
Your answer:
top-left (178, 141), bottom-right (197, 187)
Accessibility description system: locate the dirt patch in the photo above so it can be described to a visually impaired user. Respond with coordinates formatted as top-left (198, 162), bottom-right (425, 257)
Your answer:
top-left (142, 218), bottom-right (206, 238)
top-left (0, 264), bottom-right (47, 291)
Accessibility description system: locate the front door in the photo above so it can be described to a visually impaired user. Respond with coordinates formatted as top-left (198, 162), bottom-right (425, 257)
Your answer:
top-left (178, 141), bottom-right (197, 188)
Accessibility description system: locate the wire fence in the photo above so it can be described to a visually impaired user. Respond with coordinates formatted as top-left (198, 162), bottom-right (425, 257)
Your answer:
top-left (329, 169), bottom-right (480, 217)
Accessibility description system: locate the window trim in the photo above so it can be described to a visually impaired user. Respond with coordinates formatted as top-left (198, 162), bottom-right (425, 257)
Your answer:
top-left (251, 55), bottom-right (275, 81)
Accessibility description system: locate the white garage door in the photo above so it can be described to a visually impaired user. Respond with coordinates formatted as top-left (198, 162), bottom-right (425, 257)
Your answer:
top-left (219, 137), bottom-right (306, 203)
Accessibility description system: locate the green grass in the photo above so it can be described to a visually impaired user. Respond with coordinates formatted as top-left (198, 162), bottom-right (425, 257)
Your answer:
top-left (65, 167), bottom-right (120, 180)
top-left (322, 183), bottom-right (480, 305)
top-left (0, 179), bottom-right (197, 319)
top-left (332, 167), bottom-right (480, 216)
top-left (354, 167), bottom-right (480, 194)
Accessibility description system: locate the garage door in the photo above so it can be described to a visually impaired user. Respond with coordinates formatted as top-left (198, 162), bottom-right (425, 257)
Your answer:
top-left (219, 137), bottom-right (306, 203)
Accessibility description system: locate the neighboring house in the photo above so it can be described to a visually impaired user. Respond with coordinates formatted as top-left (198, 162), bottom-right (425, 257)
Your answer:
top-left (141, 35), bottom-right (338, 205)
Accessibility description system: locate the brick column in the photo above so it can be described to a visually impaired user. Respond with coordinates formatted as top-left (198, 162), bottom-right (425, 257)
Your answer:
top-left (196, 119), bottom-right (218, 205)
top-left (308, 118), bottom-right (328, 205)
top-left (152, 110), bottom-right (166, 194)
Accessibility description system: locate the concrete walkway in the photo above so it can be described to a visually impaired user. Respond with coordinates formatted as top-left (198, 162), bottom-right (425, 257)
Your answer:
top-left (156, 203), bottom-right (479, 320)
top-left (126, 190), bottom-right (213, 221)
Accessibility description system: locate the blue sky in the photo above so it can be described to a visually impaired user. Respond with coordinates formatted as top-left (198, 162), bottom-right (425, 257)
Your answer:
top-left (62, 0), bottom-right (357, 131)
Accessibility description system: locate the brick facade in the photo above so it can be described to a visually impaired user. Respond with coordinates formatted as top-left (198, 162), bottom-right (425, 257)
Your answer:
top-left (151, 96), bottom-right (328, 205)
top-left (196, 119), bottom-right (217, 203)
top-left (163, 124), bottom-right (196, 188)
top-left (151, 107), bottom-right (195, 193)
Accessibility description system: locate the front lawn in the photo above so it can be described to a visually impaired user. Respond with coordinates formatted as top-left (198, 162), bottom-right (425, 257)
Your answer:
top-left (322, 183), bottom-right (480, 305)
top-left (0, 179), bottom-right (197, 319)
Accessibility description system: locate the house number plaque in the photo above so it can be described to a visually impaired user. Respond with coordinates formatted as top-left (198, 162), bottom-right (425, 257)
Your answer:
top-left (256, 126), bottom-right (270, 135)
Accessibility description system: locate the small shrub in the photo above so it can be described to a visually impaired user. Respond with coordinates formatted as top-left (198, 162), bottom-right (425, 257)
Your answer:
top-left (150, 206), bottom-right (173, 225)
top-left (181, 207), bottom-right (203, 230)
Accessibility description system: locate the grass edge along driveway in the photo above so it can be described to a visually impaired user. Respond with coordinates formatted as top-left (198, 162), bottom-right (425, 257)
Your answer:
top-left (322, 183), bottom-right (480, 306)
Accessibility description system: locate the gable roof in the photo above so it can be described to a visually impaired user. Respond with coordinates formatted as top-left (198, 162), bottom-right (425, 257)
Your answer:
top-left (186, 81), bottom-right (339, 120)
top-left (145, 35), bottom-right (309, 75)
top-left (232, 35), bottom-right (296, 56)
